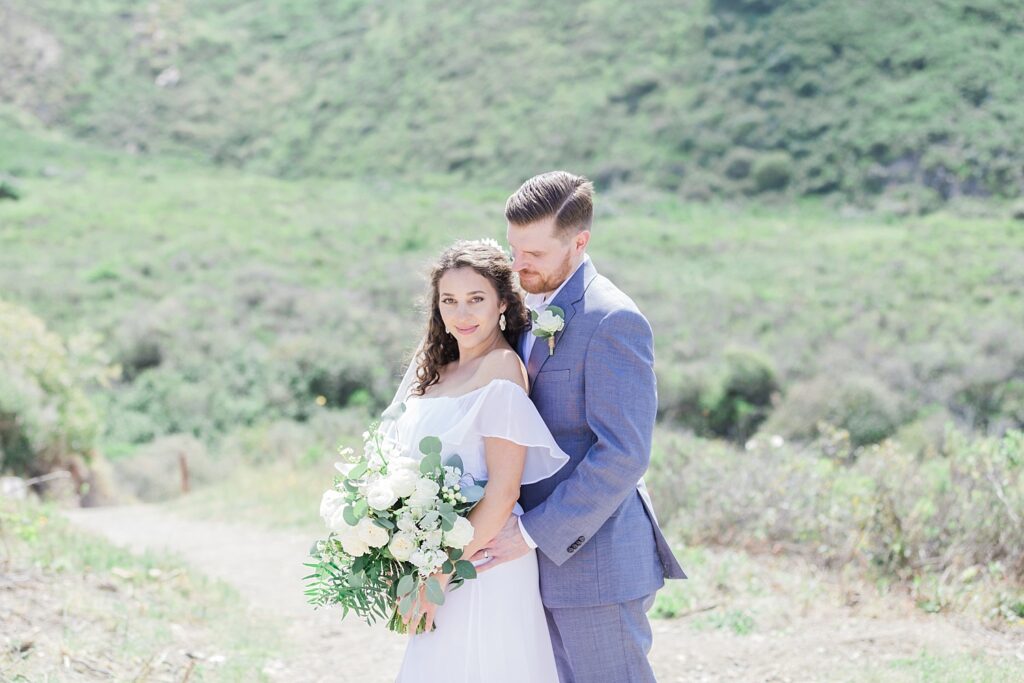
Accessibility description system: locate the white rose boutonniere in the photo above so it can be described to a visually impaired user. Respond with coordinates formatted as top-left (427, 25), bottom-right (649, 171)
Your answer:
top-left (531, 306), bottom-right (566, 356)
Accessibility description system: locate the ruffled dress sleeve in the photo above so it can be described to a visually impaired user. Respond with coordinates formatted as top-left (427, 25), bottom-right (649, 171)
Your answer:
top-left (438, 379), bottom-right (570, 485)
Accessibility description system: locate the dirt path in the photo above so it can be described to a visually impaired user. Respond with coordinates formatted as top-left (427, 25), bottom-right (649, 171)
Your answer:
top-left (65, 505), bottom-right (1023, 683)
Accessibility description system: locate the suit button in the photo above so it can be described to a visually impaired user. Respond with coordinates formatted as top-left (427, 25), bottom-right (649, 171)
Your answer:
top-left (566, 546), bottom-right (575, 553)
top-left (576, 536), bottom-right (585, 543)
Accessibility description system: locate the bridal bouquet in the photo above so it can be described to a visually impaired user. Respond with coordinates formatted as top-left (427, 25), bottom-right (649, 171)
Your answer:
top-left (303, 421), bottom-right (484, 634)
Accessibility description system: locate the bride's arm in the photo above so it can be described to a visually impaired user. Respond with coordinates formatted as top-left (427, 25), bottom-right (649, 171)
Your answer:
top-left (461, 435), bottom-right (527, 561)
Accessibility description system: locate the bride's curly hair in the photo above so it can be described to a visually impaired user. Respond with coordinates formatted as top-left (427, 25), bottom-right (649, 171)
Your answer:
top-left (413, 240), bottom-right (529, 395)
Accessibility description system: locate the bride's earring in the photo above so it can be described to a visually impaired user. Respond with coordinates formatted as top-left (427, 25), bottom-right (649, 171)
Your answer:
top-left (499, 313), bottom-right (507, 331)
top-left (446, 327), bottom-right (453, 335)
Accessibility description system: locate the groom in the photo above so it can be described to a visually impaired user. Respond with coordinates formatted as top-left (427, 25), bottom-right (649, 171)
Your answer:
top-left (476, 171), bottom-right (686, 682)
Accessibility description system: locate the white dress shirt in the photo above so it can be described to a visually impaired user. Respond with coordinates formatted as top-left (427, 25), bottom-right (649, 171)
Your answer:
top-left (516, 254), bottom-right (590, 550)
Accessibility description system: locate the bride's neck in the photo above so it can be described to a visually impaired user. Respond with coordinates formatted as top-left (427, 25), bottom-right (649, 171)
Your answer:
top-left (455, 331), bottom-right (504, 364)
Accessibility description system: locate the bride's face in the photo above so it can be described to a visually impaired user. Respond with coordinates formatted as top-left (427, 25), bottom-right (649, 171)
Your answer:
top-left (437, 267), bottom-right (507, 352)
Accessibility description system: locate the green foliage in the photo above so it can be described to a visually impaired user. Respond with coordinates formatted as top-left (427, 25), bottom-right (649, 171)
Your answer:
top-left (763, 374), bottom-right (906, 448)
top-left (647, 426), bottom-right (1024, 619)
top-left (0, 299), bottom-right (110, 475)
top-left (700, 348), bottom-right (780, 442)
top-left (5, 1), bottom-right (1022, 202)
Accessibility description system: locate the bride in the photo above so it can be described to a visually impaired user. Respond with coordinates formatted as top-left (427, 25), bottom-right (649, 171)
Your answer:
top-left (388, 238), bottom-right (569, 683)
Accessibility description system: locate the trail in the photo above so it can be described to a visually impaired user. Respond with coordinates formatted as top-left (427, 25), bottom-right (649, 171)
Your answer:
top-left (65, 505), bottom-right (1023, 683)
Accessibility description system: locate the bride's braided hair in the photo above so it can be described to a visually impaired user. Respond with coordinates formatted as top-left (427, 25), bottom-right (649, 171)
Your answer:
top-left (413, 240), bottom-right (529, 395)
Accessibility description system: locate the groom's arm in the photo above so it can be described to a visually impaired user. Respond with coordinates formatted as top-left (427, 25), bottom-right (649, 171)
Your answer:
top-left (520, 307), bottom-right (657, 566)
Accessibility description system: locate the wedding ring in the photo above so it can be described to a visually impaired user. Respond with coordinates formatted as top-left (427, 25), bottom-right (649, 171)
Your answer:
top-left (484, 550), bottom-right (491, 559)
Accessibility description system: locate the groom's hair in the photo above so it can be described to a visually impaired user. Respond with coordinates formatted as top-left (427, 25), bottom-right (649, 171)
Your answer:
top-left (504, 171), bottom-right (594, 237)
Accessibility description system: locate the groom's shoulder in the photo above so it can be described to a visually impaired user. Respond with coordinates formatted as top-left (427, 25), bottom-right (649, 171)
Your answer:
top-left (586, 272), bottom-right (645, 319)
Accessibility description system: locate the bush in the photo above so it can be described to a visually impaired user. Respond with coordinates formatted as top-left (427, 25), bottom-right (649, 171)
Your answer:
top-left (646, 425), bottom-right (1024, 619)
top-left (763, 374), bottom-right (905, 448)
top-left (701, 348), bottom-right (780, 442)
top-left (0, 299), bottom-right (111, 479)
top-left (752, 153), bottom-right (794, 192)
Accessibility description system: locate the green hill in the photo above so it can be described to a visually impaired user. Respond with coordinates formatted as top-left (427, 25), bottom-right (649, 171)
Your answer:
top-left (2, 0), bottom-right (1022, 202)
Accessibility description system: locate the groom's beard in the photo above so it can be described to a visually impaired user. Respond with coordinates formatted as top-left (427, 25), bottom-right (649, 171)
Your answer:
top-left (518, 254), bottom-right (574, 295)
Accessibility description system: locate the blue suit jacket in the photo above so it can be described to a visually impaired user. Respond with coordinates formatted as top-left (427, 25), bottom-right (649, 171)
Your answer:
top-left (519, 257), bottom-right (686, 609)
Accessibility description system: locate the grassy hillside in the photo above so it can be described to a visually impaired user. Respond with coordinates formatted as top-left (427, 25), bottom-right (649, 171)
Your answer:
top-left (2, 0), bottom-right (1022, 201)
top-left (2, 120), bottom-right (1023, 461)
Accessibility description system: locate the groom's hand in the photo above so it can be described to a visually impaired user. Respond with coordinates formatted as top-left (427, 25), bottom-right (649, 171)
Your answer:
top-left (471, 515), bottom-right (530, 572)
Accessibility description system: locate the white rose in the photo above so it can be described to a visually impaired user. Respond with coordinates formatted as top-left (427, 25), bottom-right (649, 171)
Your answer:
top-left (535, 309), bottom-right (564, 333)
top-left (408, 478), bottom-right (440, 508)
top-left (387, 468), bottom-right (420, 498)
top-left (366, 479), bottom-right (398, 511)
top-left (336, 525), bottom-right (370, 557)
top-left (319, 490), bottom-right (346, 526)
top-left (388, 532), bottom-right (416, 562)
top-left (444, 516), bottom-right (475, 549)
top-left (356, 517), bottom-right (390, 548)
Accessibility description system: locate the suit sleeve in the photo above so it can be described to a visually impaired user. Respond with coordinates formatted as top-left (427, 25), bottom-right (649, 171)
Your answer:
top-left (520, 308), bottom-right (657, 566)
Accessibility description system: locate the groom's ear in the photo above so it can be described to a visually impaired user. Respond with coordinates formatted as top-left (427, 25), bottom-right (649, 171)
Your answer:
top-left (574, 230), bottom-right (591, 254)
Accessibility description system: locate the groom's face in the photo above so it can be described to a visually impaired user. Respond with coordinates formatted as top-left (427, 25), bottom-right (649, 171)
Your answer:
top-left (507, 217), bottom-right (588, 295)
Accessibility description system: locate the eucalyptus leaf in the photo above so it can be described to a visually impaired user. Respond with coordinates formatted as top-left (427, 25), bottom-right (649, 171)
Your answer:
top-left (419, 452), bottom-right (442, 474)
top-left (444, 454), bottom-right (464, 472)
top-left (347, 463), bottom-right (368, 480)
top-left (425, 577), bottom-right (445, 606)
top-left (449, 549), bottom-right (464, 561)
top-left (399, 594), bottom-right (413, 616)
top-left (442, 560), bottom-right (454, 574)
top-left (455, 560), bottom-right (477, 580)
top-left (419, 436), bottom-right (442, 455)
top-left (373, 517), bottom-right (395, 530)
top-left (342, 506), bottom-right (358, 527)
top-left (460, 484), bottom-right (484, 503)
top-left (353, 499), bottom-right (369, 518)
top-left (397, 574), bottom-right (415, 597)
top-left (547, 305), bottom-right (565, 317)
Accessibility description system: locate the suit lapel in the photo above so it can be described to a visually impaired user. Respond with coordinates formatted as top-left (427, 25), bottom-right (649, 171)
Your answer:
top-left (526, 257), bottom-right (598, 392)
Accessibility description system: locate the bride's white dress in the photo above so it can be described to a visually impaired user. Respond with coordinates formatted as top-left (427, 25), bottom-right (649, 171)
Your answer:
top-left (392, 378), bottom-right (569, 683)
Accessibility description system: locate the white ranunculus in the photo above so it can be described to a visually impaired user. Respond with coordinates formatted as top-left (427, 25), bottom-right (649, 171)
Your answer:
top-left (319, 490), bottom-right (346, 526)
top-left (389, 456), bottom-right (420, 473)
top-left (423, 529), bottom-right (443, 550)
top-left (409, 549), bottom-right (433, 570)
top-left (444, 516), bottom-right (475, 549)
top-left (326, 506), bottom-right (352, 533)
top-left (408, 478), bottom-right (441, 508)
top-left (396, 512), bottom-right (418, 533)
top-left (366, 479), bottom-right (398, 511)
top-left (388, 532), bottom-right (416, 562)
top-left (442, 466), bottom-right (461, 488)
top-left (535, 309), bottom-right (565, 333)
top-left (356, 517), bottom-right (390, 548)
top-left (387, 468), bottom-right (420, 498)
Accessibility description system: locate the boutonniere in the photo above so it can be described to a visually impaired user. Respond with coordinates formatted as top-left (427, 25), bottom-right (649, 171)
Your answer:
top-left (531, 306), bottom-right (566, 356)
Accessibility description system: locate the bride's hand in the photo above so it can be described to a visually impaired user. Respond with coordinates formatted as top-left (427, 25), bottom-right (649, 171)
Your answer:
top-left (404, 572), bottom-right (450, 635)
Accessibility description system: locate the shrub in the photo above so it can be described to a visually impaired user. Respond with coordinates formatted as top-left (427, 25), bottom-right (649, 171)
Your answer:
top-left (646, 425), bottom-right (1024, 619)
top-left (752, 153), bottom-right (794, 192)
top-left (763, 374), bottom-right (905, 448)
top-left (0, 299), bottom-right (111, 479)
top-left (701, 348), bottom-right (780, 442)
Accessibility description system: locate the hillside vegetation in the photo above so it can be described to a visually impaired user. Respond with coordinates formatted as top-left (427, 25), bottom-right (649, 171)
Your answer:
top-left (2, 0), bottom-right (1022, 202)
